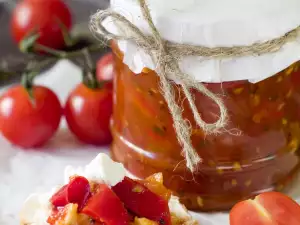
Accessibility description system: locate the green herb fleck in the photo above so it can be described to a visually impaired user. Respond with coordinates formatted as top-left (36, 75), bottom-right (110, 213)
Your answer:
top-left (153, 125), bottom-right (166, 136)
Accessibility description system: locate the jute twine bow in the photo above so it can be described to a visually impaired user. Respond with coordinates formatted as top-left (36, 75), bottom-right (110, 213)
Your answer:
top-left (90, 0), bottom-right (300, 172)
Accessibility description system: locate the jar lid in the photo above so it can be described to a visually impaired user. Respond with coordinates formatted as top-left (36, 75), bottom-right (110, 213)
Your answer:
top-left (106, 0), bottom-right (300, 83)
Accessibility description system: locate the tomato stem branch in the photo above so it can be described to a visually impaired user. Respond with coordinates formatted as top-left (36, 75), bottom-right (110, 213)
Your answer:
top-left (0, 43), bottom-right (106, 82)
top-left (55, 17), bottom-right (74, 47)
top-left (35, 44), bottom-right (68, 58)
top-left (82, 48), bottom-right (94, 71)
top-left (81, 48), bottom-right (100, 89)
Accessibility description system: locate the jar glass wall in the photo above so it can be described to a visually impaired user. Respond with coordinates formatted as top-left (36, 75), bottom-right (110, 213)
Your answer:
top-left (110, 42), bottom-right (300, 211)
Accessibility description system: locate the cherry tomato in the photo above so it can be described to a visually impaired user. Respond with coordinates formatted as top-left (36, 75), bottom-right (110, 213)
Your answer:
top-left (65, 83), bottom-right (113, 145)
top-left (96, 52), bottom-right (115, 82)
top-left (82, 184), bottom-right (130, 225)
top-left (230, 192), bottom-right (300, 225)
top-left (50, 176), bottom-right (91, 210)
top-left (0, 85), bottom-right (62, 148)
top-left (11, 0), bottom-right (72, 49)
top-left (112, 177), bottom-right (171, 225)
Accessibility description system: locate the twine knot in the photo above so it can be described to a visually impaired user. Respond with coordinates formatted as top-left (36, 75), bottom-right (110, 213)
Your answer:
top-left (90, 0), bottom-right (300, 172)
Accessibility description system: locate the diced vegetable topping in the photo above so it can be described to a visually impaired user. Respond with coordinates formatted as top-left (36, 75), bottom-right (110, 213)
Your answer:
top-left (140, 173), bottom-right (172, 201)
top-left (47, 203), bottom-right (78, 225)
top-left (82, 184), bottom-right (130, 225)
top-left (50, 176), bottom-right (91, 210)
top-left (50, 185), bottom-right (69, 207)
top-left (133, 217), bottom-right (159, 225)
top-left (112, 177), bottom-right (171, 225)
top-left (48, 175), bottom-right (174, 225)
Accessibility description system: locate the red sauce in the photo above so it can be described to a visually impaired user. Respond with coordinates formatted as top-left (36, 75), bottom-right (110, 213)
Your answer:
top-left (110, 42), bottom-right (300, 211)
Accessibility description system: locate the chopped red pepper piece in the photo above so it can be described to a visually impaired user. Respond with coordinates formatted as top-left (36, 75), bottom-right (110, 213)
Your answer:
top-left (50, 176), bottom-right (91, 210)
top-left (112, 177), bottom-right (171, 225)
top-left (82, 184), bottom-right (130, 225)
top-left (50, 185), bottom-right (69, 207)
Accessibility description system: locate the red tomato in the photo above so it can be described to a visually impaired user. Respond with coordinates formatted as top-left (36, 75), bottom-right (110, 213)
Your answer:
top-left (230, 192), bottom-right (300, 225)
top-left (112, 177), bottom-right (171, 225)
top-left (0, 85), bottom-right (62, 148)
top-left (64, 83), bottom-right (113, 145)
top-left (50, 176), bottom-right (91, 210)
top-left (82, 184), bottom-right (130, 225)
top-left (11, 0), bottom-right (72, 49)
top-left (96, 52), bottom-right (114, 82)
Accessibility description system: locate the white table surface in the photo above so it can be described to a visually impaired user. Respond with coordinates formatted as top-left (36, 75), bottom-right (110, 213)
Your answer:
top-left (1, 60), bottom-right (299, 225)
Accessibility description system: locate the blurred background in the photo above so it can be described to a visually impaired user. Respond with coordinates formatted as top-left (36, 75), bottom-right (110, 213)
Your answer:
top-left (0, 0), bottom-right (109, 86)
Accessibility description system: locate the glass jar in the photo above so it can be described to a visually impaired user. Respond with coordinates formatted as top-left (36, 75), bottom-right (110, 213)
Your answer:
top-left (110, 41), bottom-right (300, 211)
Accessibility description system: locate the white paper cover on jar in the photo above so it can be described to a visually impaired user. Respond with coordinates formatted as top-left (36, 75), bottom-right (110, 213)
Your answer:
top-left (103, 0), bottom-right (300, 83)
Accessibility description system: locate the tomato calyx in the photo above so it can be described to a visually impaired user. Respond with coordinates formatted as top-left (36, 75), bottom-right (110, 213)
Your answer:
top-left (20, 71), bottom-right (37, 102)
top-left (19, 32), bottom-right (40, 53)
top-left (18, 31), bottom-right (66, 59)
top-left (83, 76), bottom-right (110, 90)
top-left (81, 51), bottom-right (109, 90)
top-left (82, 68), bottom-right (102, 90)
top-left (55, 16), bottom-right (74, 47)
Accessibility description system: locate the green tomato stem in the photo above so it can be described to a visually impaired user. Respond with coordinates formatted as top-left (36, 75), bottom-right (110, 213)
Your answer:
top-left (55, 17), bottom-right (74, 47)
top-left (35, 44), bottom-right (68, 58)
top-left (0, 43), bottom-right (106, 83)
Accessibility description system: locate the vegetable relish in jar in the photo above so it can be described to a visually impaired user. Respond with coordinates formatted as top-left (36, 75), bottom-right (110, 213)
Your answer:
top-left (94, 0), bottom-right (300, 211)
